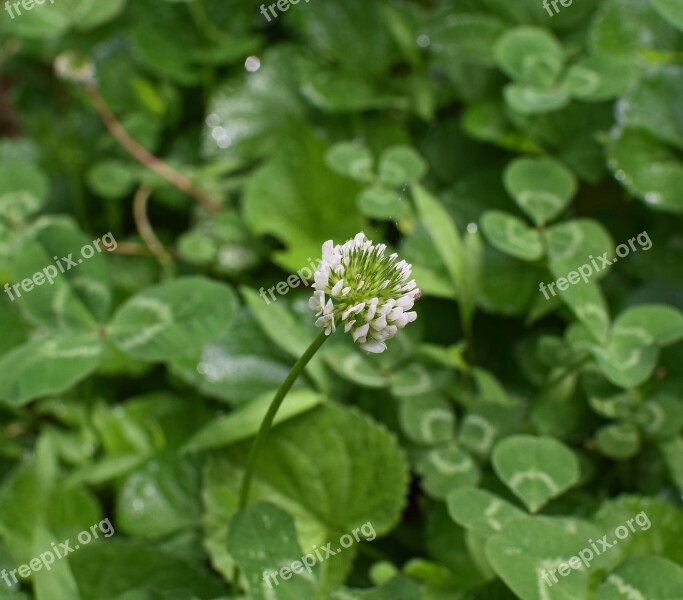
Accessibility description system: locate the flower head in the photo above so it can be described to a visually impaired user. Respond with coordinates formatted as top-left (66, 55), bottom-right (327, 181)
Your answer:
top-left (308, 232), bottom-right (420, 353)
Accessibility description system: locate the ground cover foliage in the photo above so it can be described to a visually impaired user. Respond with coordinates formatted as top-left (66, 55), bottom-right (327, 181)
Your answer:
top-left (1, 0), bottom-right (683, 598)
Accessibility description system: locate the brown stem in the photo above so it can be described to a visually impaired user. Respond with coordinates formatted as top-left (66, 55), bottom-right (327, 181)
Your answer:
top-left (83, 83), bottom-right (221, 213)
top-left (133, 185), bottom-right (174, 269)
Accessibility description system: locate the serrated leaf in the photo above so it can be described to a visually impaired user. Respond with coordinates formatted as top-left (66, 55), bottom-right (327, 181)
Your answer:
top-left (492, 435), bottom-right (580, 512)
top-left (203, 404), bottom-right (408, 590)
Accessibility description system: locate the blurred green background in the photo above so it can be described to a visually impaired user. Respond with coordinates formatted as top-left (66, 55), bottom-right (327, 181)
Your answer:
top-left (1, 0), bottom-right (683, 599)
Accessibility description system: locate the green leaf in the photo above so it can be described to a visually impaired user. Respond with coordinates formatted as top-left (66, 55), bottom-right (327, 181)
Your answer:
top-left (636, 394), bottom-right (683, 440)
top-left (485, 516), bottom-right (611, 600)
top-left (607, 127), bottom-right (683, 214)
top-left (619, 67), bottom-right (683, 152)
top-left (492, 435), bottom-right (580, 512)
top-left (183, 389), bottom-right (326, 453)
top-left (593, 495), bottom-right (683, 566)
top-left (203, 404), bottom-right (408, 589)
top-left (459, 402), bottom-right (524, 459)
top-left (447, 487), bottom-right (525, 537)
top-left (378, 146), bottom-right (427, 186)
top-left (398, 394), bottom-right (454, 445)
top-left (241, 288), bottom-right (329, 392)
top-left (504, 84), bottom-right (570, 115)
top-left (480, 210), bottom-right (544, 261)
top-left (0, 163), bottom-right (48, 223)
top-left (325, 142), bottom-right (375, 182)
top-left (652, 0), bottom-right (683, 32)
top-left (594, 556), bottom-right (683, 600)
top-left (416, 446), bottom-right (481, 500)
top-left (357, 186), bottom-right (413, 221)
top-left (590, 307), bottom-right (670, 389)
top-left (412, 184), bottom-right (464, 290)
top-left (69, 540), bottom-right (224, 600)
top-left (544, 219), bottom-right (614, 279)
top-left (243, 124), bottom-right (364, 271)
top-left (228, 503), bottom-right (317, 600)
top-left (202, 47), bottom-right (303, 161)
top-left (613, 303), bottom-right (683, 346)
top-left (294, 0), bottom-right (398, 76)
top-left (563, 55), bottom-right (637, 102)
top-left (85, 160), bottom-right (138, 199)
top-left (330, 577), bottom-right (421, 600)
top-left (595, 423), bottom-right (641, 459)
top-left (504, 158), bottom-right (577, 226)
top-left (425, 13), bottom-right (507, 65)
top-left (170, 311), bottom-right (299, 404)
top-left (590, 0), bottom-right (682, 57)
top-left (108, 276), bottom-right (238, 361)
top-left (0, 332), bottom-right (104, 406)
top-left (116, 453), bottom-right (201, 538)
top-left (494, 27), bottom-right (564, 86)
top-left (13, 216), bottom-right (113, 329)
top-left (322, 342), bottom-right (392, 388)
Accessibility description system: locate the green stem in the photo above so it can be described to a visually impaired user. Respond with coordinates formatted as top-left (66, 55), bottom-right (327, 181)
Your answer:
top-left (238, 329), bottom-right (330, 509)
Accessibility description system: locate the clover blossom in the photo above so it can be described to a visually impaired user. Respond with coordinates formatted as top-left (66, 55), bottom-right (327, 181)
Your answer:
top-left (308, 232), bottom-right (420, 353)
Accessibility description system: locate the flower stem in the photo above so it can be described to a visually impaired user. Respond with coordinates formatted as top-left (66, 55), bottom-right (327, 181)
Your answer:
top-left (238, 329), bottom-right (330, 509)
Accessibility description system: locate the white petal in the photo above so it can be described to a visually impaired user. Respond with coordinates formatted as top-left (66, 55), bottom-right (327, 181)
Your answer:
top-left (371, 315), bottom-right (387, 330)
top-left (352, 323), bottom-right (369, 342)
top-left (330, 280), bottom-right (344, 296)
top-left (360, 340), bottom-right (386, 353)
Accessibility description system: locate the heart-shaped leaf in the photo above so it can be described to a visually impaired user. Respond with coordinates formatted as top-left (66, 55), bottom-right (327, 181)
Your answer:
top-left (378, 146), bottom-right (427, 186)
top-left (494, 27), bottom-right (565, 86)
top-left (447, 487), bottom-right (525, 537)
top-left (594, 556), bottom-right (683, 600)
top-left (492, 435), bottom-right (580, 512)
top-left (480, 210), bottom-right (544, 261)
top-left (504, 158), bottom-right (577, 226)
top-left (325, 142), bottom-right (375, 182)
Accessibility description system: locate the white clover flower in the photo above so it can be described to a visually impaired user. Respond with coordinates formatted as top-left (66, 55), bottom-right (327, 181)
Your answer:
top-left (308, 232), bottom-right (420, 353)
